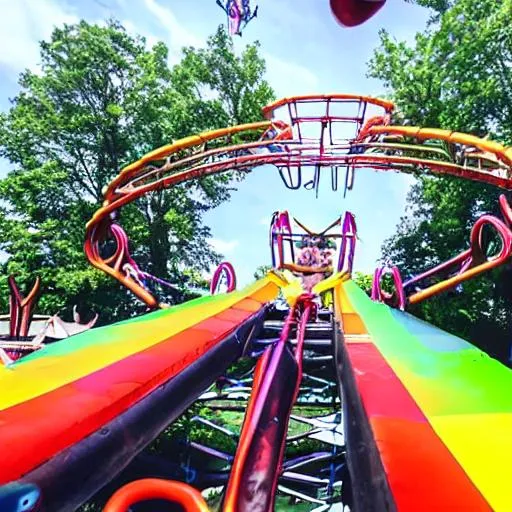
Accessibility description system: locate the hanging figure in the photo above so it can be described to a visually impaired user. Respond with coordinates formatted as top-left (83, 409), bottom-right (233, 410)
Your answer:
top-left (216, 0), bottom-right (258, 36)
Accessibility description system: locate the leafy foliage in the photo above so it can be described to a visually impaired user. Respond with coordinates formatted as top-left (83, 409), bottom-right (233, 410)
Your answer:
top-left (352, 271), bottom-right (373, 296)
top-left (407, 0), bottom-right (454, 17)
top-left (0, 21), bottom-right (274, 322)
top-left (253, 264), bottom-right (273, 280)
top-left (368, 0), bottom-right (512, 362)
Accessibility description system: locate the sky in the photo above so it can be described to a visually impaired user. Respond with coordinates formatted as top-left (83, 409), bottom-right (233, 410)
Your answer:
top-left (0, 0), bottom-right (431, 286)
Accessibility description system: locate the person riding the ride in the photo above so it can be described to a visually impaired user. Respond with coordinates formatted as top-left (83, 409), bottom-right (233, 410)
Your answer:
top-left (296, 236), bottom-right (336, 292)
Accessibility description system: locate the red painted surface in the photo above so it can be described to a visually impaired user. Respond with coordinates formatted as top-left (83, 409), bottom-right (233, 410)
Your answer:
top-left (104, 479), bottom-right (209, 512)
top-left (348, 343), bottom-right (425, 422)
top-left (330, 0), bottom-right (386, 27)
top-left (346, 342), bottom-right (491, 511)
top-left (0, 301), bottom-right (260, 484)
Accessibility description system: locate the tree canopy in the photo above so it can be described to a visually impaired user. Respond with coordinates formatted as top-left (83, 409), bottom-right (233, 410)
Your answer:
top-left (253, 264), bottom-right (272, 280)
top-left (0, 20), bottom-right (274, 322)
top-left (368, 0), bottom-right (512, 362)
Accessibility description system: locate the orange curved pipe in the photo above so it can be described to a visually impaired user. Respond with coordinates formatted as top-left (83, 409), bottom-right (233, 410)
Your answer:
top-left (87, 143), bottom-right (512, 250)
top-left (103, 479), bottom-right (209, 512)
top-left (262, 93), bottom-right (395, 119)
top-left (348, 154), bottom-right (512, 189)
top-left (356, 114), bottom-right (391, 140)
top-left (83, 225), bottom-right (159, 308)
top-left (106, 121), bottom-right (273, 200)
top-left (85, 95), bottom-right (512, 306)
top-left (366, 125), bottom-right (512, 167)
top-left (89, 142), bottom-right (512, 235)
top-left (408, 211), bottom-right (512, 304)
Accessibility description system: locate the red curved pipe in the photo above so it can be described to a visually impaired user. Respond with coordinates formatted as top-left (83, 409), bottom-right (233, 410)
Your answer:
top-left (223, 296), bottom-right (314, 511)
top-left (499, 193), bottom-right (512, 227)
top-left (8, 275), bottom-right (41, 338)
top-left (371, 265), bottom-right (405, 310)
top-left (103, 479), bottom-right (209, 512)
top-left (270, 210), bottom-right (294, 269)
top-left (399, 196), bottom-right (512, 304)
top-left (330, 0), bottom-right (386, 27)
top-left (210, 261), bottom-right (237, 294)
top-left (338, 211), bottom-right (357, 274)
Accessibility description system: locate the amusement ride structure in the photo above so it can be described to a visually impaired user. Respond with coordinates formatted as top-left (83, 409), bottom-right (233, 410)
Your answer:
top-left (1, 2), bottom-right (512, 512)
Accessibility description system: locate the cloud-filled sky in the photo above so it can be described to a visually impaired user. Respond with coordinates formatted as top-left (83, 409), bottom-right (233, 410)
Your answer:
top-left (0, 0), bottom-right (431, 285)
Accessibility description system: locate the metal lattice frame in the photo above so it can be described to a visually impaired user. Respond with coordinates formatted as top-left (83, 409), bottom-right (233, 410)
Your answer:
top-left (85, 94), bottom-right (512, 307)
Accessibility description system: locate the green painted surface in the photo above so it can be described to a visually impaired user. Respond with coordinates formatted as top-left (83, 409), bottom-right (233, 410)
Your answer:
top-left (343, 280), bottom-right (512, 415)
top-left (14, 291), bottom-right (239, 365)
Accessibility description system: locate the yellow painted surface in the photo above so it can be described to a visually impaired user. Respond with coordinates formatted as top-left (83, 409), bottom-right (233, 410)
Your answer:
top-left (271, 269), bottom-right (304, 306)
top-left (430, 413), bottom-right (512, 511)
top-left (333, 281), bottom-right (356, 314)
top-left (312, 271), bottom-right (348, 295)
top-left (334, 280), bottom-right (512, 510)
top-left (331, 279), bottom-right (368, 336)
top-left (0, 278), bottom-right (280, 411)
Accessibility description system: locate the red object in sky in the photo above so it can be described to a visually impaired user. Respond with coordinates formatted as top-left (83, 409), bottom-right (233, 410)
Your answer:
top-left (330, 0), bottom-right (386, 27)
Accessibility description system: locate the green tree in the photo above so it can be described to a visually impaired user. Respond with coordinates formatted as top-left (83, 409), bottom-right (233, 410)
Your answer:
top-left (368, 0), bottom-right (512, 362)
top-left (254, 264), bottom-right (273, 280)
top-left (353, 271), bottom-right (373, 295)
top-left (409, 0), bottom-right (454, 18)
top-left (0, 21), bottom-right (274, 322)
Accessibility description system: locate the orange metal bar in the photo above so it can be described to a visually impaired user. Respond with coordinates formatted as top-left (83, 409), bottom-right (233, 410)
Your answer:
top-left (282, 262), bottom-right (334, 274)
top-left (105, 121), bottom-right (273, 199)
top-left (262, 94), bottom-right (395, 119)
top-left (356, 114), bottom-right (391, 140)
top-left (408, 258), bottom-right (506, 304)
top-left (88, 149), bottom-right (512, 246)
top-left (348, 154), bottom-right (512, 189)
top-left (367, 126), bottom-right (512, 168)
top-left (88, 150), bottom-right (279, 230)
top-left (407, 207), bottom-right (512, 304)
top-left (86, 147), bottom-right (512, 290)
top-left (84, 224), bottom-right (159, 308)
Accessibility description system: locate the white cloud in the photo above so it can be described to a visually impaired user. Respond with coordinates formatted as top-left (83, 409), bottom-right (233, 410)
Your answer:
top-left (122, 19), bottom-right (160, 50)
top-left (208, 237), bottom-right (239, 255)
top-left (263, 52), bottom-right (320, 97)
top-left (0, 0), bottom-right (78, 73)
top-left (143, 0), bottom-right (204, 64)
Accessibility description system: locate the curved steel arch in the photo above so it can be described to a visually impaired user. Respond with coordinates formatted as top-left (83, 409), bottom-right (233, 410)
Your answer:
top-left (85, 95), bottom-right (512, 308)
